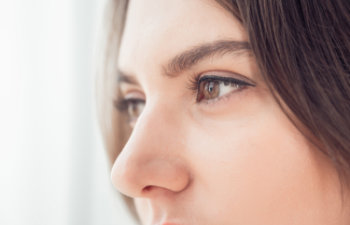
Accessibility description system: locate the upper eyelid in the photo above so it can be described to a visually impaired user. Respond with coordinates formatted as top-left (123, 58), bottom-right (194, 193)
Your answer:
top-left (118, 82), bottom-right (145, 98)
top-left (188, 72), bottom-right (255, 91)
top-left (197, 70), bottom-right (256, 85)
top-left (198, 75), bottom-right (255, 86)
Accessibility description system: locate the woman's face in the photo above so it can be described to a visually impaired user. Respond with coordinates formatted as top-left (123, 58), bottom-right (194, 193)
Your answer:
top-left (111, 0), bottom-right (348, 224)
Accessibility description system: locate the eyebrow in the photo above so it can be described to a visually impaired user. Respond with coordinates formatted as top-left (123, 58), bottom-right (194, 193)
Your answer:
top-left (163, 40), bottom-right (251, 77)
top-left (117, 40), bottom-right (251, 83)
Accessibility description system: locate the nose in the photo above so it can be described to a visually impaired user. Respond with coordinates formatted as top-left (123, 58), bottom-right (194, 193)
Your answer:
top-left (111, 104), bottom-right (191, 198)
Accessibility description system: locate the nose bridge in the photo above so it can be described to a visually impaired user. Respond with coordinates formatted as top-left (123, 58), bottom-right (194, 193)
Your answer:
top-left (132, 100), bottom-right (180, 156)
top-left (111, 102), bottom-right (190, 198)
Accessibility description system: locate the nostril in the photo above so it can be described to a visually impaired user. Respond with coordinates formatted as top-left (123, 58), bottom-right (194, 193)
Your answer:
top-left (141, 185), bottom-right (176, 198)
top-left (142, 186), bottom-right (153, 193)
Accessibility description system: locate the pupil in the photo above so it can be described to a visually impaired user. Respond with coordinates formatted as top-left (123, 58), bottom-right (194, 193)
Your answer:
top-left (208, 82), bottom-right (214, 92)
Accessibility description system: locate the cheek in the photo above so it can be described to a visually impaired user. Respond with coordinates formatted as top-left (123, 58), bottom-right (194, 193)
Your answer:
top-left (185, 96), bottom-right (338, 222)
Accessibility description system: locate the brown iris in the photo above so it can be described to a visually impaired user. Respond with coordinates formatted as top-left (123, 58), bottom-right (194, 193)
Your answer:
top-left (197, 80), bottom-right (220, 101)
top-left (128, 100), bottom-right (144, 120)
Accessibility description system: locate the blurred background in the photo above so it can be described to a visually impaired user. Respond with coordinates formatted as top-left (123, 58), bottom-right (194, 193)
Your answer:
top-left (0, 0), bottom-right (137, 224)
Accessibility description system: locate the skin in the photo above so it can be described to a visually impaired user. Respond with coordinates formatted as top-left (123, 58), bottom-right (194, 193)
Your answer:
top-left (111, 0), bottom-right (350, 224)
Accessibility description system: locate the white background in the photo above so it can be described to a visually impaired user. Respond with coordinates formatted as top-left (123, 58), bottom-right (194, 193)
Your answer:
top-left (0, 0), bottom-right (137, 224)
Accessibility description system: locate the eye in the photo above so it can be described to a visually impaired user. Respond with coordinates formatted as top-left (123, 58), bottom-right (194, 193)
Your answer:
top-left (114, 98), bottom-right (145, 125)
top-left (194, 75), bottom-right (254, 102)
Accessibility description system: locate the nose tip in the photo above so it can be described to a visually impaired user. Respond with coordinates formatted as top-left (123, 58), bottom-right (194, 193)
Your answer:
top-left (111, 153), bottom-right (190, 198)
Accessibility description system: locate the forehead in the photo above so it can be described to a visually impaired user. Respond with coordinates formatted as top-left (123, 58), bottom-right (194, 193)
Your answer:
top-left (118, 0), bottom-right (246, 76)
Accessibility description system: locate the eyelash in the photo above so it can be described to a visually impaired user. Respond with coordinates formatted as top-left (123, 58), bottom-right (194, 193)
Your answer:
top-left (188, 74), bottom-right (254, 103)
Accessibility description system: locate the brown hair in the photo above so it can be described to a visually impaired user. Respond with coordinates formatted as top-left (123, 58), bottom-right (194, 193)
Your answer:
top-left (216, 0), bottom-right (350, 180)
top-left (98, 0), bottom-right (350, 215)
